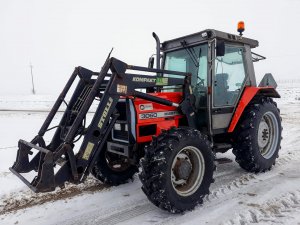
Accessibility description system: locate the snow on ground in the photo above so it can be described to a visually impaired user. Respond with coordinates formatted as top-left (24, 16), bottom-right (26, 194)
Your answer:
top-left (0, 95), bottom-right (55, 111)
top-left (0, 82), bottom-right (299, 225)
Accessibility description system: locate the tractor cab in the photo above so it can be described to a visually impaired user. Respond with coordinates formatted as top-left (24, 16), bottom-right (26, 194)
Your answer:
top-left (159, 29), bottom-right (259, 135)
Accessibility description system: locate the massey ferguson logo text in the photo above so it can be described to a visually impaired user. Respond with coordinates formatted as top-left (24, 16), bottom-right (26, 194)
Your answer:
top-left (132, 77), bottom-right (156, 83)
top-left (98, 97), bottom-right (113, 128)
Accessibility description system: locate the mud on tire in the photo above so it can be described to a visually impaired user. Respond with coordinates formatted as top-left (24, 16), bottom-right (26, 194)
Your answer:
top-left (91, 145), bottom-right (138, 186)
top-left (139, 127), bottom-right (215, 213)
top-left (233, 97), bottom-right (282, 172)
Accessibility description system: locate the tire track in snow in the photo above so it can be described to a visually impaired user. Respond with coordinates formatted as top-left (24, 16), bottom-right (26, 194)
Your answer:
top-left (61, 199), bottom-right (155, 225)
top-left (204, 149), bottom-right (300, 205)
top-left (94, 202), bottom-right (155, 225)
top-left (222, 190), bottom-right (300, 225)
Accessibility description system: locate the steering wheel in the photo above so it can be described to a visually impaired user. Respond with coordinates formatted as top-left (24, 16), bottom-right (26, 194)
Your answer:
top-left (194, 78), bottom-right (206, 94)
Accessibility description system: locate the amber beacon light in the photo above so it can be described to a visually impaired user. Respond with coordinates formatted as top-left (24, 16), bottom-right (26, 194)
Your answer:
top-left (237, 21), bottom-right (245, 36)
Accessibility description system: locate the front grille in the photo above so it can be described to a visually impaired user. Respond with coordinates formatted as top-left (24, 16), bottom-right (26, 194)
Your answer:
top-left (112, 120), bottom-right (129, 143)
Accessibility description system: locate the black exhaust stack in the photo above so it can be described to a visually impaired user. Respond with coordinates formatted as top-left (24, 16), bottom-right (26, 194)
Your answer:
top-left (152, 32), bottom-right (161, 70)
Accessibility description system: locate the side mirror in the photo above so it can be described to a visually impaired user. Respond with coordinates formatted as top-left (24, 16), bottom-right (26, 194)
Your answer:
top-left (148, 56), bottom-right (154, 69)
top-left (216, 41), bottom-right (225, 57)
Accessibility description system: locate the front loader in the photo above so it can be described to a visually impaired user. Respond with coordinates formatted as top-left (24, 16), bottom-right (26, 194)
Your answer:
top-left (11, 23), bottom-right (282, 213)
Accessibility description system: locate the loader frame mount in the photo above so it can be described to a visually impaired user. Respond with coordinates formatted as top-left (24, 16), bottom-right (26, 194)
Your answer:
top-left (10, 57), bottom-right (193, 192)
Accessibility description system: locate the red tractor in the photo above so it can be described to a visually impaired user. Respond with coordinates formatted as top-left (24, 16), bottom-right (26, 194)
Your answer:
top-left (11, 23), bottom-right (282, 213)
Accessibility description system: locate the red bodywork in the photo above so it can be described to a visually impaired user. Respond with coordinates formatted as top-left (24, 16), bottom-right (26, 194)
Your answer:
top-left (131, 87), bottom-right (279, 142)
top-left (227, 86), bottom-right (280, 132)
top-left (133, 92), bottom-right (183, 143)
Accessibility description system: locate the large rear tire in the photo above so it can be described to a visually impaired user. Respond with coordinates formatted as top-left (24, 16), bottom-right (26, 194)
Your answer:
top-left (139, 127), bottom-right (215, 213)
top-left (91, 145), bottom-right (138, 186)
top-left (232, 97), bottom-right (282, 172)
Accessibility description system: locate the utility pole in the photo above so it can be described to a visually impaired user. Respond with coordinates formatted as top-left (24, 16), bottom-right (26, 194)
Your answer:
top-left (29, 63), bottom-right (36, 94)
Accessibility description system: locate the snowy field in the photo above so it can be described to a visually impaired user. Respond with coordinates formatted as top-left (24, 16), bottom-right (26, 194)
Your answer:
top-left (0, 82), bottom-right (299, 225)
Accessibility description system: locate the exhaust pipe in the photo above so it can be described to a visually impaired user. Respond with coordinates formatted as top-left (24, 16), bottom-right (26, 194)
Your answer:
top-left (152, 32), bottom-right (161, 70)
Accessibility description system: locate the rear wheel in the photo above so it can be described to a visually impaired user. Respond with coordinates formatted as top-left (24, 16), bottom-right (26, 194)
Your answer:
top-left (233, 97), bottom-right (282, 172)
top-left (139, 127), bottom-right (215, 213)
top-left (91, 145), bottom-right (138, 186)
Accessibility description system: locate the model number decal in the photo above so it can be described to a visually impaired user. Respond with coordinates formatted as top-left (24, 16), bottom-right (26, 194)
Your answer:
top-left (139, 111), bottom-right (180, 119)
top-left (140, 112), bottom-right (157, 119)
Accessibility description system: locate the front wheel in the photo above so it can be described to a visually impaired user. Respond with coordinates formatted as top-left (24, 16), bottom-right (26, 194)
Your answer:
top-left (233, 97), bottom-right (282, 172)
top-left (139, 127), bottom-right (215, 213)
top-left (91, 145), bottom-right (138, 186)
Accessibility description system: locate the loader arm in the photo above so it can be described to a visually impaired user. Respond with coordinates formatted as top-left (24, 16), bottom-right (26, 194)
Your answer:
top-left (10, 57), bottom-right (194, 192)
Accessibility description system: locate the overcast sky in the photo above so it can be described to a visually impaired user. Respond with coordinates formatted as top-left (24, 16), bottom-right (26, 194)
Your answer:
top-left (0, 0), bottom-right (299, 95)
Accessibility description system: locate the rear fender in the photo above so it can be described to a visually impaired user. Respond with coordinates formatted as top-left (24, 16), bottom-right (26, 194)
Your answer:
top-left (227, 86), bottom-right (280, 133)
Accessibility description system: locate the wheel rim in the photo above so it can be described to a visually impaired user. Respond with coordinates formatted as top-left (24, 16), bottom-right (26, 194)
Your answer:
top-left (105, 152), bottom-right (130, 172)
top-left (171, 146), bottom-right (205, 197)
top-left (258, 111), bottom-right (279, 159)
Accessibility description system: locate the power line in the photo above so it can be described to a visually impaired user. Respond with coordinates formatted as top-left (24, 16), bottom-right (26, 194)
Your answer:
top-left (29, 63), bottom-right (36, 94)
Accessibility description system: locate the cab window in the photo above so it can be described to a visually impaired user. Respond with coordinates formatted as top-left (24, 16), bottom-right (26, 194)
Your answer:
top-left (213, 45), bottom-right (246, 107)
top-left (163, 44), bottom-right (208, 99)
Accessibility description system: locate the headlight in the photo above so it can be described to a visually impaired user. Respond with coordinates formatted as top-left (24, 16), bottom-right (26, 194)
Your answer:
top-left (114, 123), bottom-right (121, 130)
top-left (114, 123), bottom-right (128, 131)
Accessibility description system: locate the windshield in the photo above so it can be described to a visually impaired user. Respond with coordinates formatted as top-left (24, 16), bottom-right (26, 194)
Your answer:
top-left (164, 44), bottom-right (208, 91)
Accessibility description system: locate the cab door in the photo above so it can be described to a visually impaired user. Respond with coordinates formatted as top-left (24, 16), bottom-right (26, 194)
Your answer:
top-left (211, 44), bottom-right (247, 134)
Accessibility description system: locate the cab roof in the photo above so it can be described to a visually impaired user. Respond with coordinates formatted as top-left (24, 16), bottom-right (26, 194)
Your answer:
top-left (161, 29), bottom-right (259, 52)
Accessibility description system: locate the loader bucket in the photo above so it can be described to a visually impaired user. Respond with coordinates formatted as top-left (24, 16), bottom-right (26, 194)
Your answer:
top-left (10, 56), bottom-right (114, 192)
top-left (10, 139), bottom-right (56, 192)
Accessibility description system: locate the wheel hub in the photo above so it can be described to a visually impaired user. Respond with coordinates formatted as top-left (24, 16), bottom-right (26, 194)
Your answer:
top-left (257, 112), bottom-right (279, 159)
top-left (171, 146), bottom-right (205, 197)
top-left (173, 154), bottom-right (192, 181)
top-left (258, 120), bottom-right (270, 148)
